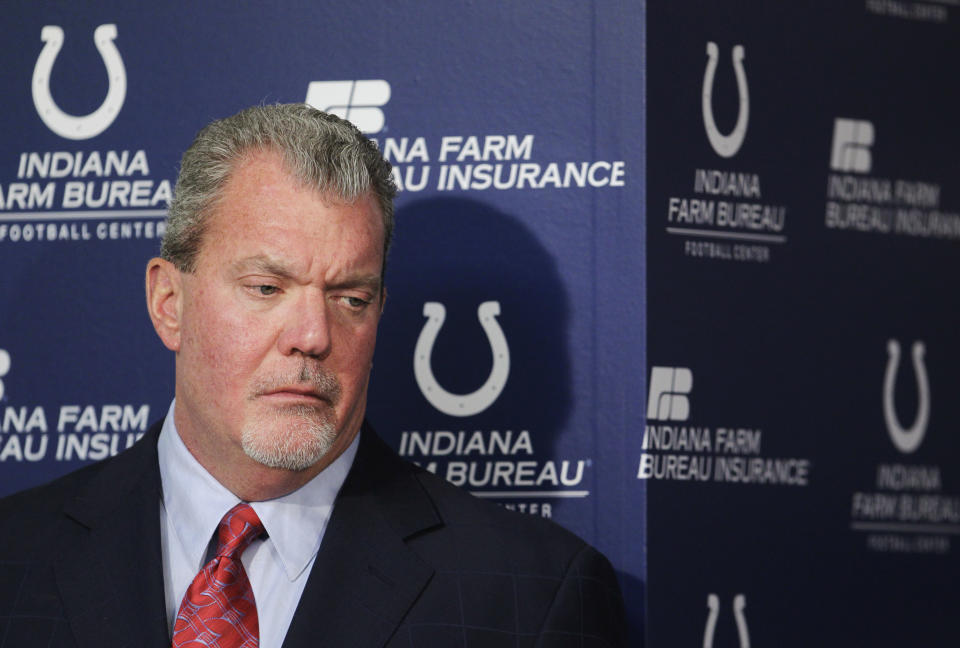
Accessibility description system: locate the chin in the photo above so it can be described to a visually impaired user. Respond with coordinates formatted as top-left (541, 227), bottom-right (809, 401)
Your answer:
top-left (240, 406), bottom-right (338, 472)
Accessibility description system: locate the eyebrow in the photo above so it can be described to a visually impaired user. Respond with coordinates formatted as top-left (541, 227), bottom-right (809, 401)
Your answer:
top-left (230, 255), bottom-right (296, 279)
top-left (231, 255), bottom-right (382, 294)
top-left (328, 274), bottom-right (383, 295)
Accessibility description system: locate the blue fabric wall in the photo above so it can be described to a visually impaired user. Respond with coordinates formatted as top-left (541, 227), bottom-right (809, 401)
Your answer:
top-left (2, 1), bottom-right (958, 644)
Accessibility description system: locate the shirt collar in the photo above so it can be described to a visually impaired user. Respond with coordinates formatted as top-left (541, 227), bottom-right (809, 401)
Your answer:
top-left (157, 399), bottom-right (359, 581)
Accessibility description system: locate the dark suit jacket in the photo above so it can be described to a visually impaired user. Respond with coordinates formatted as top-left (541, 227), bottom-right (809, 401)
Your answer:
top-left (0, 420), bottom-right (626, 647)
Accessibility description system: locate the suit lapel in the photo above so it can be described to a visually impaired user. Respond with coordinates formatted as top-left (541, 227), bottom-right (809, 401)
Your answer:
top-left (54, 422), bottom-right (170, 648)
top-left (282, 426), bottom-right (441, 648)
top-left (46, 421), bottom-right (440, 647)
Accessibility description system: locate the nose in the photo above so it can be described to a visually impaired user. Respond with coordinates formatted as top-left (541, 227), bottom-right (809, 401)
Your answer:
top-left (277, 290), bottom-right (332, 359)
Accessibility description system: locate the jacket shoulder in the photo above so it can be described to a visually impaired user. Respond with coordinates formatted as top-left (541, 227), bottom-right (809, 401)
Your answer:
top-left (413, 465), bottom-right (587, 558)
top-left (0, 459), bottom-right (108, 553)
top-left (0, 420), bottom-right (162, 556)
top-left (392, 458), bottom-right (628, 645)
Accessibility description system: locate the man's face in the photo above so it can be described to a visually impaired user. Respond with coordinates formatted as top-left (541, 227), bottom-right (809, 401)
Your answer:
top-left (170, 150), bottom-right (384, 481)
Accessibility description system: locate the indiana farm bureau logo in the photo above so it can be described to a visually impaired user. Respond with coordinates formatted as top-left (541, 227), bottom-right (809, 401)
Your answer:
top-left (1, 23), bottom-right (170, 246)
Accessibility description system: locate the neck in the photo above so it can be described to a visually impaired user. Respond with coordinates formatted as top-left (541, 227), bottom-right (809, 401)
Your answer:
top-left (171, 410), bottom-right (359, 502)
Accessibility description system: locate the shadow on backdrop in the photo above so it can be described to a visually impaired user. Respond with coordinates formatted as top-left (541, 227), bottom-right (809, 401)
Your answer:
top-left (367, 196), bottom-right (574, 514)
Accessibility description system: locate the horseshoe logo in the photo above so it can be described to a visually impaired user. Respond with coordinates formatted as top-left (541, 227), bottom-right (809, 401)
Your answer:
top-left (883, 340), bottom-right (930, 454)
top-left (703, 593), bottom-right (750, 648)
top-left (32, 24), bottom-right (126, 140)
top-left (702, 42), bottom-right (749, 158)
top-left (414, 301), bottom-right (510, 417)
top-left (0, 349), bottom-right (9, 401)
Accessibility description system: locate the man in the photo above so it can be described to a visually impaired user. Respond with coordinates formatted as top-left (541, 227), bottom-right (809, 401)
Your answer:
top-left (0, 104), bottom-right (626, 647)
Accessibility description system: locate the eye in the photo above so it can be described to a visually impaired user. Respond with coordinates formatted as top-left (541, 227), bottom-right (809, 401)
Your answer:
top-left (256, 285), bottom-right (280, 296)
top-left (340, 296), bottom-right (370, 309)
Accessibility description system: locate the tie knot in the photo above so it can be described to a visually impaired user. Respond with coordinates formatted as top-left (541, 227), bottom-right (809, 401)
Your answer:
top-left (215, 502), bottom-right (265, 559)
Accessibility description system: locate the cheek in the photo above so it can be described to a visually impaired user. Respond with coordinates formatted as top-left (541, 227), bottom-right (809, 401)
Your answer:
top-left (182, 291), bottom-right (266, 393)
top-left (337, 322), bottom-right (379, 384)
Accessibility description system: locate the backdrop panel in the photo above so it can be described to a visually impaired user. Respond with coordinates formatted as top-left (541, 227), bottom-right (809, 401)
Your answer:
top-left (0, 1), bottom-right (646, 643)
top-left (646, 1), bottom-right (959, 645)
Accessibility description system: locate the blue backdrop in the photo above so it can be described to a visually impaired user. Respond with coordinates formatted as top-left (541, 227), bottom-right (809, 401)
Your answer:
top-left (3, 1), bottom-right (959, 645)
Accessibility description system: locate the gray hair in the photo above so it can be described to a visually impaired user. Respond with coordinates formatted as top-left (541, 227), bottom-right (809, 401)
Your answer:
top-left (161, 103), bottom-right (396, 275)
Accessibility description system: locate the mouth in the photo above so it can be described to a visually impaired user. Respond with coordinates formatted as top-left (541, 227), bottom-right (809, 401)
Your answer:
top-left (252, 364), bottom-right (343, 408)
top-left (260, 386), bottom-right (331, 405)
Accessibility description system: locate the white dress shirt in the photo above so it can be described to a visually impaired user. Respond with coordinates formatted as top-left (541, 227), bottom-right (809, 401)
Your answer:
top-left (157, 400), bottom-right (358, 648)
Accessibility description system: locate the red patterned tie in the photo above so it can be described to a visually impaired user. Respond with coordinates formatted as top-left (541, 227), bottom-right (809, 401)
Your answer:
top-left (172, 503), bottom-right (265, 648)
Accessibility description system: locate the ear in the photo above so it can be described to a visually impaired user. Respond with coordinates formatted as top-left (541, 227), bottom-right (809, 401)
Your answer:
top-left (379, 284), bottom-right (387, 315)
top-left (145, 258), bottom-right (183, 352)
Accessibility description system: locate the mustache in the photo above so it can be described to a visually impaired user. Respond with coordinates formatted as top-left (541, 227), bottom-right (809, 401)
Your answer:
top-left (250, 360), bottom-right (342, 404)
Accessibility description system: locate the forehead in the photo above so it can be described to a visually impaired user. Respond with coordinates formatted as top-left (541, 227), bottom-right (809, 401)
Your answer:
top-left (197, 150), bottom-right (385, 270)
